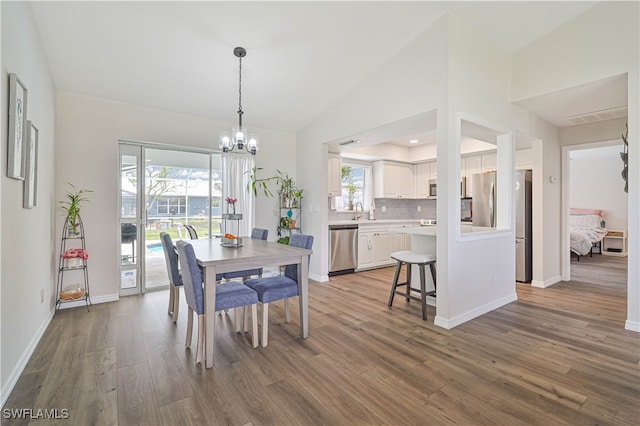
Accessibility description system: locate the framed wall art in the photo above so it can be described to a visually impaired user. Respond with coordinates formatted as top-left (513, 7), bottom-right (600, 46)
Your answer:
top-left (23, 121), bottom-right (38, 208)
top-left (7, 73), bottom-right (28, 180)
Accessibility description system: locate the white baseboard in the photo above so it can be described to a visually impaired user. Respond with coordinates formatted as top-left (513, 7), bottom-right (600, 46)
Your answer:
top-left (1, 308), bottom-right (55, 408)
top-left (433, 292), bottom-right (518, 329)
top-left (57, 293), bottom-right (119, 309)
top-left (625, 320), bottom-right (640, 333)
top-left (531, 275), bottom-right (562, 288)
top-left (310, 273), bottom-right (328, 283)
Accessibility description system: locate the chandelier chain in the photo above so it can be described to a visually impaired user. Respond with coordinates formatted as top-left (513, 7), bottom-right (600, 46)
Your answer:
top-left (237, 56), bottom-right (243, 123)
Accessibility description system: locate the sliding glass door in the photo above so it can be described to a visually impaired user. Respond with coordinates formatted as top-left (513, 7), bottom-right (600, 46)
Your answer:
top-left (118, 143), bottom-right (222, 295)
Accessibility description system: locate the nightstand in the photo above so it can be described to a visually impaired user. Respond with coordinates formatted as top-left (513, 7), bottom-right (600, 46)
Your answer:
top-left (602, 230), bottom-right (627, 257)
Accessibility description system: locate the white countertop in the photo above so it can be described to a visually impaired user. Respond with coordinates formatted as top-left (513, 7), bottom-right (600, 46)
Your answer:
top-left (389, 224), bottom-right (495, 235)
top-left (328, 219), bottom-right (420, 226)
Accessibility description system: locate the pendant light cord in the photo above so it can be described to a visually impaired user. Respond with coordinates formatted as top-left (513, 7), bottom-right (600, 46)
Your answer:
top-left (237, 56), bottom-right (243, 127)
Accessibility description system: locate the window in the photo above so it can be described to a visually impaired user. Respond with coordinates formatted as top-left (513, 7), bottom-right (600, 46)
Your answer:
top-left (341, 163), bottom-right (369, 209)
top-left (157, 196), bottom-right (186, 215)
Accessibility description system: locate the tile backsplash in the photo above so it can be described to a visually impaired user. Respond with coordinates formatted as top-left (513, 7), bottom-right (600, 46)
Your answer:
top-left (328, 198), bottom-right (437, 221)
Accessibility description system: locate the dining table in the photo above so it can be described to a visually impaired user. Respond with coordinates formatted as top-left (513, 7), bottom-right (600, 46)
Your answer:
top-left (187, 237), bottom-right (312, 368)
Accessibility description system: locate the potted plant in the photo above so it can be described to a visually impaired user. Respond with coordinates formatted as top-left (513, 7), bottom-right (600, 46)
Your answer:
top-left (60, 183), bottom-right (92, 236)
top-left (342, 166), bottom-right (357, 210)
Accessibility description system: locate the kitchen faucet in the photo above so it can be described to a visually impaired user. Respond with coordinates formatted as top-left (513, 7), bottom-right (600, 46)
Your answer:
top-left (354, 202), bottom-right (363, 220)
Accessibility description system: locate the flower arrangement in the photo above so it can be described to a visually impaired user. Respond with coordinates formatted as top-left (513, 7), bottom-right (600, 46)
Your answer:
top-left (60, 183), bottom-right (92, 235)
top-left (62, 249), bottom-right (88, 268)
top-left (225, 196), bottom-right (237, 214)
top-left (62, 249), bottom-right (89, 260)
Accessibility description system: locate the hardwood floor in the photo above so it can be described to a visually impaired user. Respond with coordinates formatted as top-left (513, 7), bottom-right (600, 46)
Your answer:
top-left (4, 256), bottom-right (638, 425)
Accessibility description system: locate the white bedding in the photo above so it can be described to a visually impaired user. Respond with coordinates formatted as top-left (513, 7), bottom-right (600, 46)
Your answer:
top-left (570, 214), bottom-right (607, 256)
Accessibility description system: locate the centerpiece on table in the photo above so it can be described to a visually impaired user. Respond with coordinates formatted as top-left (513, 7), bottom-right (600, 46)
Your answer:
top-left (221, 196), bottom-right (242, 247)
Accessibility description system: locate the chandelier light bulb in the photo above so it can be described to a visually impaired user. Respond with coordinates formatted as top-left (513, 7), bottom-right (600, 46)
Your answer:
top-left (219, 46), bottom-right (258, 155)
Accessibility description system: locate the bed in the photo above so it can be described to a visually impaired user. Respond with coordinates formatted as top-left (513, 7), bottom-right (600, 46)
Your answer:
top-left (570, 208), bottom-right (608, 259)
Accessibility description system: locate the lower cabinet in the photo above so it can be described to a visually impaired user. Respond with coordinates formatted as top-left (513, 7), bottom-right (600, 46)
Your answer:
top-left (357, 225), bottom-right (414, 270)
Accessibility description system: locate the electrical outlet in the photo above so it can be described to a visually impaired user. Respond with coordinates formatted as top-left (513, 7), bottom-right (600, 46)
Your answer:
top-left (40, 288), bottom-right (45, 303)
top-left (381, 206), bottom-right (386, 212)
top-left (417, 205), bottom-right (422, 212)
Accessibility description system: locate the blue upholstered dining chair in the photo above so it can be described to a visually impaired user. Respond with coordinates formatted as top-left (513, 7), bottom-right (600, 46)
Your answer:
top-left (244, 233), bottom-right (314, 347)
top-left (160, 232), bottom-right (182, 323)
top-left (176, 240), bottom-right (259, 364)
top-left (222, 228), bottom-right (269, 281)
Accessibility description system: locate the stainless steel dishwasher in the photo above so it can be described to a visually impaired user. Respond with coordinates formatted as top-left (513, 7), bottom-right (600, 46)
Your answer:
top-left (329, 224), bottom-right (358, 276)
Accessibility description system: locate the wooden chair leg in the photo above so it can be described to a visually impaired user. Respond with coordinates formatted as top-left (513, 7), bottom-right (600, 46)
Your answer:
top-left (234, 308), bottom-right (242, 333)
top-left (172, 286), bottom-right (180, 323)
top-left (195, 314), bottom-right (204, 365)
top-left (185, 307), bottom-right (194, 348)
top-left (243, 306), bottom-right (250, 332)
top-left (388, 260), bottom-right (403, 307)
top-left (261, 303), bottom-right (269, 347)
top-left (168, 283), bottom-right (175, 315)
top-left (251, 304), bottom-right (258, 348)
top-left (284, 299), bottom-right (291, 323)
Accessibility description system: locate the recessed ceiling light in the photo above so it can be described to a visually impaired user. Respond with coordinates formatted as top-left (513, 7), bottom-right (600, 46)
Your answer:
top-left (409, 139), bottom-right (419, 144)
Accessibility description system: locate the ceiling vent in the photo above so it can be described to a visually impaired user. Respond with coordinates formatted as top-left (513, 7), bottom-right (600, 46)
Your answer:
top-left (564, 106), bottom-right (628, 126)
top-left (338, 139), bottom-right (359, 146)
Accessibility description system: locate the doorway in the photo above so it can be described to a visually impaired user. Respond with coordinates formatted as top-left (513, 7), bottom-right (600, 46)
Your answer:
top-left (118, 143), bottom-right (222, 295)
top-left (564, 142), bottom-right (628, 284)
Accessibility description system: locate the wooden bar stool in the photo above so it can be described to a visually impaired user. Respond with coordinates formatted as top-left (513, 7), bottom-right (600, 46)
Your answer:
top-left (387, 251), bottom-right (437, 320)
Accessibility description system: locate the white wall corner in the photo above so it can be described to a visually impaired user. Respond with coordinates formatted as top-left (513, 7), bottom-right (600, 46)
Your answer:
top-left (433, 292), bottom-right (518, 329)
top-left (309, 273), bottom-right (328, 283)
top-left (0, 308), bottom-right (55, 408)
top-left (531, 275), bottom-right (562, 288)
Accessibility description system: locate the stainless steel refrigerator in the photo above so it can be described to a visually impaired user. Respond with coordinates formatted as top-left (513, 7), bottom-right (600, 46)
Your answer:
top-left (472, 170), bottom-right (532, 282)
top-left (472, 172), bottom-right (497, 228)
top-left (514, 170), bottom-right (532, 282)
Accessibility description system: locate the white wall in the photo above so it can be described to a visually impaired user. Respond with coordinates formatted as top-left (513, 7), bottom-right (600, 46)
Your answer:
top-left (56, 93), bottom-right (296, 301)
top-left (1, 1), bottom-right (57, 406)
top-left (513, 1), bottom-right (638, 331)
top-left (438, 13), bottom-right (516, 326)
top-left (570, 149), bottom-right (627, 231)
top-left (297, 14), bottom-right (450, 283)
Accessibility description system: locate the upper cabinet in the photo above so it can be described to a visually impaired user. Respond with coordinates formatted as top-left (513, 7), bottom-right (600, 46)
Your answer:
top-left (328, 154), bottom-right (342, 196)
top-left (462, 154), bottom-right (482, 197)
top-left (414, 161), bottom-right (436, 199)
top-left (481, 151), bottom-right (497, 172)
top-left (373, 161), bottom-right (414, 198)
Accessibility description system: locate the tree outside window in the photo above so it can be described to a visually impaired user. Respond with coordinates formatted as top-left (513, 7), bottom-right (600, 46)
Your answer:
top-left (341, 164), bottom-right (367, 210)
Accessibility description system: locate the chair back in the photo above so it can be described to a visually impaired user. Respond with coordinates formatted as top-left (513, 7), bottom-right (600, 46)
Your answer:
top-left (176, 240), bottom-right (204, 314)
top-left (160, 232), bottom-right (181, 286)
top-left (251, 228), bottom-right (268, 240)
top-left (121, 223), bottom-right (137, 243)
top-left (284, 233), bottom-right (314, 282)
top-left (184, 224), bottom-right (198, 239)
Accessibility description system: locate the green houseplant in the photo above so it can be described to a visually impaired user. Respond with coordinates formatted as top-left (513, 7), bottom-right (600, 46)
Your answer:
top-left (60, 183), bottom-right (93, 235)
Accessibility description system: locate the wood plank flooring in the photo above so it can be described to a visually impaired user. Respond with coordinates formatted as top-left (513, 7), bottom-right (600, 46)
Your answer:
top-left (3, 255), bottom-right (638, 425)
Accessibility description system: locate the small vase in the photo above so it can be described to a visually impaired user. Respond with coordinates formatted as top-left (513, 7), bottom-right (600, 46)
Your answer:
top-left (227, 204), bottom-right (236, 215)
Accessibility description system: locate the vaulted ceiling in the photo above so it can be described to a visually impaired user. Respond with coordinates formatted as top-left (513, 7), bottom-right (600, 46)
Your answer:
top-left (30, 1), bottom-right (623, 137)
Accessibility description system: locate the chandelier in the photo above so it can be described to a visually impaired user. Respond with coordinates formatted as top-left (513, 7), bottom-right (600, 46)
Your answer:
top-left (219, 47), bottom-right (260, 155)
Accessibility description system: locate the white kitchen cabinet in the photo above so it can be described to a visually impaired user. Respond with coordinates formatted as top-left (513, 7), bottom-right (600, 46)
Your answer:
top-left (373, 161), bottom-right (414, 199)
top-left (463, 154), bottom-right (481, 197)
top-left (414, 161), bottom-right (436, 199)
top-left (481, 151), bottom-right (497, 172)
top-left (328, 154), bottom-right (342, 196)
top-left (357, 223), bottom-right (415, 270)
top-left (357, 232), bottom-right (376, 269)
